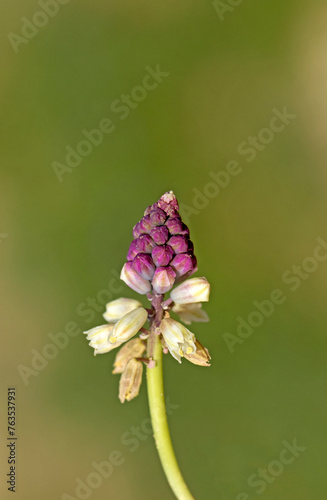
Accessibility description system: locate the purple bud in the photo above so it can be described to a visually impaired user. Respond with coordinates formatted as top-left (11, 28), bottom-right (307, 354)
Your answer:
top-left (120, 262), bottom-right (151, 295)
top-left (144, 205), bottom-right (152, 216)
top-left (132, 216), bottom-right (152, 238)
top-left (152, 266), bottom-right (176, 294)
top-left (174, 258), bottom-right (198, 284)
top-left (132, 222), bottom-right (142, 239)
top-left (166, 208), bottom-right (179, 218)
top-left (170, 253), bottom-right (195, 277)
top-left (144, 202), bottom-right (158, 216)
top-left (180, 223), bottom-right (190, 237)
top-left (157, 191), bottom-right (179, 215)
top-left (149, 208), bottom-right (166, 226)
top-left (152, 245), bottom-right (174, 267)
top-left (139, 215), bottom-right (152, 233)
top-left (132, 253), bottom-right (155, 280)
top-left (127, 240), bottom-right (138, 261)
top-left (166, 217), bottom-right (183, 235)
top-left (150, 226), bottom-right (169, 245)
top-left (136, 234), bottom-right (155, 253)
top-left (167, 235), bottom-right (189, 254)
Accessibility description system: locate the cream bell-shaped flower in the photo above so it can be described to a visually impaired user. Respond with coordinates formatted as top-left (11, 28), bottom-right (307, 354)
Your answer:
top-left (103, 297), bottom-right (142, 323)
top-left (172, 302), bottom-right (209, 325)
top-left (84, 324), bottom-right (123, 355)
top-left (170, 277), bottom-right (210, 304)
top-left (160, 318), bottom-right (197, 363)
top-left (108, 306), bottom-right (148, 345)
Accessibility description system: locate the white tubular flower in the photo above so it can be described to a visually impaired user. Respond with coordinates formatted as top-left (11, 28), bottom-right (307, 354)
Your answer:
top-left (108, 307), bottom-right (148, 345)
top-left (84, 324), bottom-right (123, 355)
top-left (160, 318), bottom-right (197, 363)
top-left (170, 277), bottom-right (210, 304)
top-left (103, 297), bottom-right (142, 323)
top-left (172, 303), bottom-right (209, 325)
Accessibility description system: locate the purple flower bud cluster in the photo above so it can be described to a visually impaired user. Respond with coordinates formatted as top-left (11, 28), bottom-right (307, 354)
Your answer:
top-left (121, 192), bottom-right (197, 295)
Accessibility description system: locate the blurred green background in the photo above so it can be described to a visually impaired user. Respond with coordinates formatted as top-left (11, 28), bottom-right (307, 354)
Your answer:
top-left (1, 1), bottom-right (327, 499)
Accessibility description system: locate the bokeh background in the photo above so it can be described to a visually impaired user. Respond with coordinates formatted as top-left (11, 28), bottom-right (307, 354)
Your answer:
top-left (1, 1), bottom-right (327, 499)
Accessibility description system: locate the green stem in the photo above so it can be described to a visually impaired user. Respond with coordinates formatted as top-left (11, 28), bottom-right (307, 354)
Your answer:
top-left (146, 333), bottom-right (195, 500)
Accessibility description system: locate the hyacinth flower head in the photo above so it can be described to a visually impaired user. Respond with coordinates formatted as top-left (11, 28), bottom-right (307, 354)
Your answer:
top-left (121, 190), bottom-right (198, 295)
top-left (84, 191), bottom-right (211, 500)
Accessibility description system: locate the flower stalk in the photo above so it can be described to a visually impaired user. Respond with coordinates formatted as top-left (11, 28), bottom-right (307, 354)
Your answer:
top-left (147, 297), bottom-right (195, 500)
